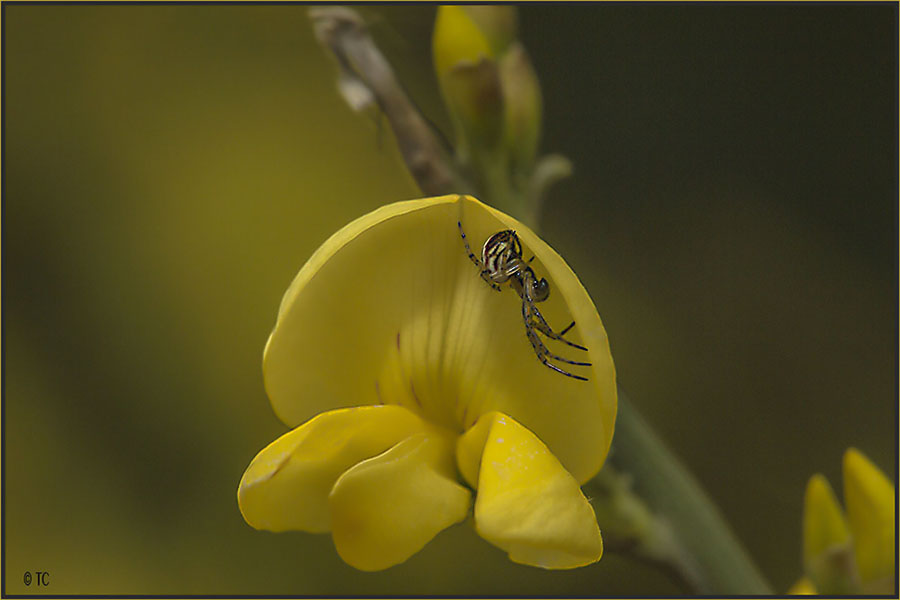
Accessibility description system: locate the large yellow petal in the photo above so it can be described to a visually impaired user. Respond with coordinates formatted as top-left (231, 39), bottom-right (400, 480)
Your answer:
top-left (843, 448), bottom-right (895, 592)
top-left (237, 405), bottom-right (427, 533)
top-left (329, 432), bottom-right (472, 571)
top-left (264, 195), bottom-right (616, 483)
top-left (468, 411), bottom-right (603, 569)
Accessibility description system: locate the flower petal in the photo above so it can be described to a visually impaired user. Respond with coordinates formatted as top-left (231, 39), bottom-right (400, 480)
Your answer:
top-left (329, 432), bottom-right (472, 571)
top-left (456, 407), bottom-right (494, 488)
top-left (803, 474), bottom-right (850, 565)
top-left (468, 411), bottom-right (603, 569)
top-left (264, 195), bottom-right (616, 483)
top-left (802, 474), bottom-right (856, 593)
top-left (237, 405), bottom-right (427, 533)
top-left (843, 448), bottom-right (895, 591)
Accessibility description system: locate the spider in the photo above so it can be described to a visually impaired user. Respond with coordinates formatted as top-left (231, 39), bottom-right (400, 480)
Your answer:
top-left (458, 220), bottom-right (591, 381)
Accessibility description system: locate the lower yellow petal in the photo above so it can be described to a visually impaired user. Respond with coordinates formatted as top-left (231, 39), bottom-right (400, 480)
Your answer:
top-left (238, 405), bottom-right (426, 533)
top-left (843, 448), bottom-right (895, 590)
top-left (469, 412), bottom-right (603, 569)
top-left (456, 410), bottom-right (493, 488)
top-left (329, 432), bottom-right (472, 571)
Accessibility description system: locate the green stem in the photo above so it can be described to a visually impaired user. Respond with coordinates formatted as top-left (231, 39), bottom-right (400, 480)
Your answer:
top-left (607, 390), bottom-right (773, 594)
top-left (529, 205), bottom-right (767, 593)
top-left (529, 209), bottom-right (768, 593)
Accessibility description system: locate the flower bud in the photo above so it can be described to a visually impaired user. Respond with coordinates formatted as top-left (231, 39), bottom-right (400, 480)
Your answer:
top-left (433, 6), bottom-right (503, 158)
top-left (462, 6), bottom-right (518, 56)
top-left (803, 474), bottom-right (857, 593)
top-left (795, 450), bottom-right (896, 594)
top-left (500, 43), bottom-right (542, 174)
top-left (843, 448), bottom-right (896, 593)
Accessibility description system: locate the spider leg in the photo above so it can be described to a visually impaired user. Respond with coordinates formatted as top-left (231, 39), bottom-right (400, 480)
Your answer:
top-left (458, 220), bottom-right (503, 292)
top-left (480, 271), bottom-right (504, 292)
top-left (522, 300), bottom-right (590, 381)
top-left (529, 302), bottom-right (589, 351)
top-left (502, 261), bottom-right (524, 278)
top-left (559, 321), bottom-right (576, 336)
top-left (533, 343), bottom-right (589, 380)
top-left (457, 220), bottom-right (482, 268)
top-left (518, 268), bottom-right (583, 348)
top-left (528, 327), bottom-right (592, 367)
top-left (524, 303), bottom-right (592, 366)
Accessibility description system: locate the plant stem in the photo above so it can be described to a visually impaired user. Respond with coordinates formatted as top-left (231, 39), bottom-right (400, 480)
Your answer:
top-left (310, 7), bottom-right (465, 197)
top-left (607, 390), bottom-right (773, 594)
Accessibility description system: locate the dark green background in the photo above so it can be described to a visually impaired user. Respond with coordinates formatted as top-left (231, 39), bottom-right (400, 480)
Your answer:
top-left (4, 4), bottom-right (896, 595)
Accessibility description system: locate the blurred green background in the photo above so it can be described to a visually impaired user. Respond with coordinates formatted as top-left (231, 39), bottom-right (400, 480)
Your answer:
top-left (3, 4), bottom-right (895, 595)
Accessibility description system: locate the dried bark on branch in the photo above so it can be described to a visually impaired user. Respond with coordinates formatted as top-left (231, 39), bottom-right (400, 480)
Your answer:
top-left (310, 7), bottom-right (463, 196)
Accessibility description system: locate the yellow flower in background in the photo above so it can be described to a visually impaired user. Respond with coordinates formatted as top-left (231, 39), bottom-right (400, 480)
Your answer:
top-left (432, 6), bottom-right (542, 170)
top-left (794, 448), bottom-right (895, 594)
top-left (801, 474), bottom-right (855, 593)
top-left (237, 195), bottom-right (617, 571)
top-left (844, 448), bottom-right (896, 592)
top-left (787, 577), bottom-right (816, 595)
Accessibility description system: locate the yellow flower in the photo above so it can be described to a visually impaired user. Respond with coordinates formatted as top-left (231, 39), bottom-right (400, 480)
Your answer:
top-left (237, 195), bottom-right (617, 571)
top-left (794, 448), bottom-right (895, 594)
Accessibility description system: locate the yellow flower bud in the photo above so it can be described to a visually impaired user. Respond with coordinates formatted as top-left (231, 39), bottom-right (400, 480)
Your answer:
top-left (462, 6), bottom-right (518, 56)
top-left (433, 6), bottom-right (503, 157)
top-left (802, 474), bottom-right (856, 593)
top-left (843, 448), bottom-right (896, 593)
top-left (795, 448), bottom-right (896, 594)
